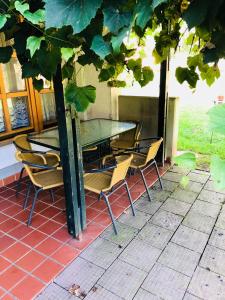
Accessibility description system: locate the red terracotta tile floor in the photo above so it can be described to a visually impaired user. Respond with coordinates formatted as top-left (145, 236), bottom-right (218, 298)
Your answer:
top-left (0, 164), bottom-right (169, 299)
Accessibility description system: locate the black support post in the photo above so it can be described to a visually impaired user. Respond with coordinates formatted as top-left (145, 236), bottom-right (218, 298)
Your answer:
top-left (53, 65), bottom-right (86, 237)
top-left (157, 57), bottom-right (169, 164)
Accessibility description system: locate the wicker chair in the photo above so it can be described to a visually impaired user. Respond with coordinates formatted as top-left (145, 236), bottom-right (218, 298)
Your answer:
top-left (110, 121), bottom-right (143, 153)
top-left (84, 154), bottom-right (135, 234)
top-left (13, 134), bottom-right (60, 195)
top-left (16, 151), bottom-right (63, 226)
top-left (103, 137), bottom-right (163, 202)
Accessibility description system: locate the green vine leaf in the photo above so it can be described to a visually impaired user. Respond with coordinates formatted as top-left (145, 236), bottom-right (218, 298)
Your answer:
top-left (111, 27), bottom-right (129, 54)
top-left (207, 103), bottom-right (225, 135)
top-left (183, 0), bottom-right (211, 29)
top-left (173, 152), bottom-right (197, 170)
top-left (23, 9), bottom-right (45, 25)
top-left (107, 80), bottom-right (126, 87)
top-left (139, 66), bottom-right (154, 87)
top-left (175, 67), bottom-right (199, 88)
top-left (135, 0), bottom-right (153, 30)
top-left (0, 46), bottom-right (13, 63)
top-left (98, 67), bottom-right (115, 82)
top-left (103, 7), bottom-right (132, 33)
top-left (0, 15), bottom-right (7, 30)
top-left (26, 36), bottom-right (44, 58)
top-left (210, 155), bottom-right (225, 190)
top-left (65, 83), bottom-right (96, 112)
top-left (45, 0), bottom-right (103, 33)
top-left (61, 48), bottom-right (74, 62)
top-left (91, 35), bottom-right (111, 59)
top-left (152, 0), bottom-right (168, 10)
top-left (14, 1), bottom-right (29, 14)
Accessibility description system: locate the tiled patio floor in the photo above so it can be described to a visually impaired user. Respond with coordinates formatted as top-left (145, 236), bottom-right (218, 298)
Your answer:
top-left (35, 167), bottom-right (225, 300)
top-left (0, 164), bottom-right (169, 299)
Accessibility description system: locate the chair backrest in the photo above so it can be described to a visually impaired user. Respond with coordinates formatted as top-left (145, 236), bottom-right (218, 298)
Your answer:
top-left (109, 154), bottom-right (133, 188)
top-left (13, 134), bottom-right (31, 151)
top-left (118, 121), bottom-right (143, 146)
top-left (145, 138), bottom-right (163, 164)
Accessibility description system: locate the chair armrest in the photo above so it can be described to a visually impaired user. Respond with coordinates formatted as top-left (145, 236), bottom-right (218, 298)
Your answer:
top-left (13, 141), bottom-right (48, 155)
top-left (45, 152), bottom-right (60, 161)
top-left (22, 160), bottom-right (60, 170)
top-left (85, 164), bottom-right (116, 174)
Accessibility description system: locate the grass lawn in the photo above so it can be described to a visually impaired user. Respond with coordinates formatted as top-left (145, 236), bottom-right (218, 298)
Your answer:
top-left (177, 106), bottom-right (225, 170)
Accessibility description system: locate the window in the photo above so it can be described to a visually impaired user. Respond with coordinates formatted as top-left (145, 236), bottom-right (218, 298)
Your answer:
top-left (0, 53), bottom-right (57, 140)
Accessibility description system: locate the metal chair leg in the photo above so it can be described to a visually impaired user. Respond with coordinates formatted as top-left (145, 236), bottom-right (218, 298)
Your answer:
top-left (124, 181), bottom-right (135, 216)
top-left (27, 188), bottom-right (42, 226)
top-left (49, 189), bottom-right (55, 203)
top-left (101, 192), bottom-right (118, 235)
top-left (154, 160), bottom-right (163, 190)
top-left (16, 167), bottom-right (25, 197)
top-left (23, 181), bottom-right (32, 209)
top-left (140, 169), bottom-right (152, 202)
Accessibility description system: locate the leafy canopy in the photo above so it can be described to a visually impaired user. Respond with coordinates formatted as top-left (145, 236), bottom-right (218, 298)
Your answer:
top-left (0, 0), bottom-right (224, 111)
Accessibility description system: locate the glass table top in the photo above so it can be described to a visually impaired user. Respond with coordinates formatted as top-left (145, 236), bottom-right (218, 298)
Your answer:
top-left (28, 119), bottom-right (136, 150)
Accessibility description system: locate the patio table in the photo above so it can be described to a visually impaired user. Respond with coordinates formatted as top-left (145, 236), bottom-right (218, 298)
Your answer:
top-left (28, 118), bottom-right (136, 150)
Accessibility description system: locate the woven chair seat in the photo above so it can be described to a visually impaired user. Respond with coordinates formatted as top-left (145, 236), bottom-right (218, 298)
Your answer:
top-left (130, 153), bottom-right (146, 169)
top-left (33, 169), bottom-right (63, 189)
top-left (111, 139), bottom-right (135, 150)
top-left (84, 172), bottom-right (112, 193)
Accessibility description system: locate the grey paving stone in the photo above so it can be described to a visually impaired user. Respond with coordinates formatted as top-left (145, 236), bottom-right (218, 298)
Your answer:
top-left (100, 222), bottom-right (138, 247)
top-left (162, 171), bottom-right (182, 183)
top-left (54, 257), bottom-right (104, 293)
top-left (188, 266), bottom-right (225, 300)
top-left (209, 227), bottom-right (225, 251)
top-left (161, 198), bottom-right (191, 216)
top-left (36, 283), bottom-right (78, 300)
top-left (183, 210), bottom-right (215, 234)
top-left (137, 223), bottom-right (173, 250)
top-left (200, 245), bottom-right (225, 277)
top-left (170, 165), bottom-right (189, 174)
top-left (191, 200), bottom-right (221, 218)
top-left (151, 209), bottom-right (183, 231)
top-left (119, 238), bottom-right (161, 272)
top-left (150, 190), bottom-right (171, 202)
top-left (188, 172), bottom-right (209, 184)
top-left (172, 225), bottom-right (209, 253)
top-left (198, 189), bottom-right (225, 205)
top-left (142, 263), bottom-right (190, 300)
top-left (85, 285), bottom-right (122, 300)
top-left (216, 214), bottom-right (225, 230)
top-left (158, 242), bottom-right (200, 276)
top-left (204, 180), bottom-right (225, 195)
top-left (192, 169), bottom-right (209, 175)
top-left (180, 181), bottom-right (204, 194)
top-left (118, 209), bottom-right (151, 229)
top-left (80, 237), bottom-right (122, 269)
top-left (134, 198), bottom-right (162, 215)
top-left (98, 259), bottom-right (147, 300)
top-left (170, 188), bottom-right (198, 204)
top-left (152, 179), bottom-right (179, 193)
top-left (133, 288), bottom-right (161, 300)
top-left (183, 293), bottom-right (201, 300)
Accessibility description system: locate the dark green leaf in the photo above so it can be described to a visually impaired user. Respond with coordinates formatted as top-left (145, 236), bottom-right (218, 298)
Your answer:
top-left (22, 62), bottom-right (40, 78)
top-left (210, 155), bottom-right (225, 190)
top-left (0, 15), bottom-right (7, 30)
top-left (135, 0), bottom-right (152, 29)
top-left (62, 63), bottom-right (74, 80)
top-left (36, 47), bottom-right (61, 80)
top-left (173, 152), bottom-right (197, 170)
top-left (98, 67), bottom-right (115, 82)
top-left (90, 35), bottom-right (111, 59)
top-left (45, 0), bottom-right (103, 34)
top-left (139, 66), bottom-right (154, 87)
top-left (0, 46), bottom-right (13, 63)
top-left (61, 48), bottom-right (74, 62)
top-left (111, 27), bottom-right (129, 54)
top-left (108, 80), bottom-right (126, 87)
top-left (152, 0), bottom-right (168, 10)
top-left (33, 78), bottom-right (43, 91)
top-left (207, 103), bottom-right (225, 135)
top-left (183, 0), bottom-right (211, 29)
top-left (175, 67), bottom-right (199, 88)
top-left (26, 36), bottom-right (44, 58)
top-left (15, 1), bottom-right (29, 14)
top-left (23, 9), bottom-right (45, 25)
top-left (65, 83), bottom-right (96, 112)
top-left (103, 7), bottom-right (132, 33)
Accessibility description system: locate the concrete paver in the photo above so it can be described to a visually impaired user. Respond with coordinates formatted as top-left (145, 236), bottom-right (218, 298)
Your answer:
top-left (198, 189), bottom-right (225, 205)
top-left (153, 179), bottom-right (179, 192)
top-left (118, 209), bottom-right (151, 229)
top-left (191, 200), bottom-right (221, 218)
top-left (158, 242), bottom-right (200, 276)
top-left (133, 288), bottom-right (161, 299)
top-left (209, 227), bottom-right (225, 251)
top-left (161, 198), bottom-right (191, 216)
top-left (142, 263), bottom-right (190, 300)
top-left (172, 225), bottom-right (209, 253)
top-left (98, 259), bottom-right (147, 299)
top-left (200, 245), bottom-right (225, 277)
top-left (182, 210), bottom-right (215, 234)
top-left (84, 285), bottom-right (122, 300)
top-left (151, 209), bottom-right (183, 231)
top-left (134, 199), bottom-right (162, 215)
top-left (170, 188), bottom-right (198, 204)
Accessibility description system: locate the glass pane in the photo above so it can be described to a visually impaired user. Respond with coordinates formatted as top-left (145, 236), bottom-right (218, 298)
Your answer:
top-left (40, 93), bottom-right (57, 125)
top-left (2, 58), bottom-right (26, 92)
top-left (7, 96), bottom-right (30, 129)
top-left (0, 99), bottom-right (5, 133)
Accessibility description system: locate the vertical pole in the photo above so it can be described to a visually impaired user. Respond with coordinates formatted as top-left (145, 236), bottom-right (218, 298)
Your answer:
top-left (53, 65), bottom-right (84, 237)
top-left (157, 57), bottom-right (169, 164)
